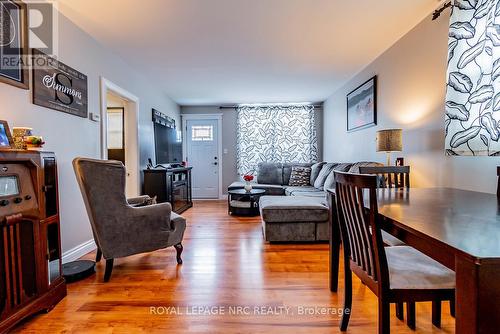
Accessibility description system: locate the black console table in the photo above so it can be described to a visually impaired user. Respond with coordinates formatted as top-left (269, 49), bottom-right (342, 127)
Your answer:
top-left (143, 167), bottom-right (193, 214)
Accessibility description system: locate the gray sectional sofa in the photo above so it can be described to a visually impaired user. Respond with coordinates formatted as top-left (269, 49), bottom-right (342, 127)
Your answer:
top-left (228, 161), bottom-right (382, 242)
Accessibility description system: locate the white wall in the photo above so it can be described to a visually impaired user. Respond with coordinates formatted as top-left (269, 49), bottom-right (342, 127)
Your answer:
top-left (0, 12), bottom-right (180, 254)
top-left (323, 12), bottom-right (499, 194)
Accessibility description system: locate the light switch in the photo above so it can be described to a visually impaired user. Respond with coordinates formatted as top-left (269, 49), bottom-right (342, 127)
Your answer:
top-left (223, 148), bottom-right (228, 154)
top-left (90, 113), bottom-right (100, 122)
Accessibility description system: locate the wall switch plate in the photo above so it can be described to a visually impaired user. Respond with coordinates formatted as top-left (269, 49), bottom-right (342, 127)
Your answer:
top-left (90, 113), bottom-right (100, 122)
top-left (223, 148), bottom-right (228, 154)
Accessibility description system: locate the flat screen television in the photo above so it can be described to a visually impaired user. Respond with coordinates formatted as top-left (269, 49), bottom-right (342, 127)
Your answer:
top-left (153, 111), bottom-right (183, 165)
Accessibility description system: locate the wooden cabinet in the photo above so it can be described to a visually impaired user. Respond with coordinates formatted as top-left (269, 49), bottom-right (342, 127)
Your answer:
top-left (143, 167), bottom-right (193, 214)
top-left (0, 150), bottom-right (66, 332)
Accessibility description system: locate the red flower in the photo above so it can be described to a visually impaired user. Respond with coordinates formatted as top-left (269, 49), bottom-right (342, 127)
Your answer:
top-left (243, 174), bottom-right (254, 182)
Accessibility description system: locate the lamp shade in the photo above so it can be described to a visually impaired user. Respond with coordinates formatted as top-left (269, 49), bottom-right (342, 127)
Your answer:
top-left (376, 129), bottom-right (402, 152)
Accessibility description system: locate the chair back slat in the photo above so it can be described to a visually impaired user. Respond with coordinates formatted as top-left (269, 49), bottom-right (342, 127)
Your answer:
top-left (354, 186), bottom-right (375, 277)
top-left (359, 166), bottom-right (410, 189)
top-left (334, 171), bottom-right (389, 289)
top-left (339, 187), bottom-right (359, 267)
top-left (348, 186), bottom-right (369, 273)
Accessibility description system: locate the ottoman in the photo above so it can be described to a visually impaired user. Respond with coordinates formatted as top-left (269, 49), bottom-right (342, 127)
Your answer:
top-left (259, 196), bottom-right (330, 242)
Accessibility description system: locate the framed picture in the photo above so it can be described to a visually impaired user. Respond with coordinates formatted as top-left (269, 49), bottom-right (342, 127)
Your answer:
top-left (0, 0), bottom-right (29, 89)
top-left (0, 120), bottom-right (14, 149)
top-left (347, 75), bottom-right (377, 131)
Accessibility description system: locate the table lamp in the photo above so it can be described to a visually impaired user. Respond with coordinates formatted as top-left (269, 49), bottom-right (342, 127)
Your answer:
top-left (376, 129), bottom-right (402, 166)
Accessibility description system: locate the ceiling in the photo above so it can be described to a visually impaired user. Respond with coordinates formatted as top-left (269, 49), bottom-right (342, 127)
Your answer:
top-left (56, 0), bottom-right (443, 105)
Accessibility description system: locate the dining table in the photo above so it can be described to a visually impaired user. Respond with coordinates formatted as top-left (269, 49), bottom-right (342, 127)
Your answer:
top-left (327, 187), bottom-right (500, 334)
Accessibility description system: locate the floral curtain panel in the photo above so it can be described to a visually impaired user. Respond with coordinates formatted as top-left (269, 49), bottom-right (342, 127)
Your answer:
top-left (445, 0), bottom-right (500, 156)
top-left (236, 104), bottom-right (318, 174)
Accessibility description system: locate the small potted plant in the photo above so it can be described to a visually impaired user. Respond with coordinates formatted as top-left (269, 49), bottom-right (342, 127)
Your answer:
top-left (243, 173), bottom-right (254, 192)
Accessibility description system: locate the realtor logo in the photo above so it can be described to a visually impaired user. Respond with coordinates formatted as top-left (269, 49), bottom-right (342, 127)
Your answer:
top-left (27, 0), bottom-right (58, 56)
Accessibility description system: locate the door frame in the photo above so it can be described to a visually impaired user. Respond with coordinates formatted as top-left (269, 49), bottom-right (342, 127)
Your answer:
top-left (100, 77), bottom-right (140, 197)
top-left (181, 113), bottom-right (223, 199)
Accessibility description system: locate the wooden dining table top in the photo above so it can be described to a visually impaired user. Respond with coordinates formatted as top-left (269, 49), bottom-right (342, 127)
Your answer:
top-left (371, 187), bottom-right (500, 261)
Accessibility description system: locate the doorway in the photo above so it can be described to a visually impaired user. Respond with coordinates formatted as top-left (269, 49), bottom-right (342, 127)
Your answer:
top-left (100, 77), bottom-right (140, 197)
top-left (183, 114), bottom-right (222, 199)
top-left (106, 104), bottom-right (125, 164)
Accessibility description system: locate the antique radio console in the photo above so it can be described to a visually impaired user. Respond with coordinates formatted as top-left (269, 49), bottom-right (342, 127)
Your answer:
top-left (0, 150), bottom-right (66, 332)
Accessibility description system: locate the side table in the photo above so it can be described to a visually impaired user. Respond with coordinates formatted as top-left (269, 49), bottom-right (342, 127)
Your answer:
top-left (228, 189), bottom-right (266, 216)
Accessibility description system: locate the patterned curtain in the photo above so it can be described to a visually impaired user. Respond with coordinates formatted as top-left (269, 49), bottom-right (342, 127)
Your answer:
top-left (236, 104), bottom-right (318, 174)
top-left (445, 0), bottom-right (500, 156)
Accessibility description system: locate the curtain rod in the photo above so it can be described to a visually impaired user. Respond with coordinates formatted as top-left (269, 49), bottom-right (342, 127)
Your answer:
top-left (432, 1), bottom-right (452, 20)
top-left (219, 104), bottom-right (323, 109)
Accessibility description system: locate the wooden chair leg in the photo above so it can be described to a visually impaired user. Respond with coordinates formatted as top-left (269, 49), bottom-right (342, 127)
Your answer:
top-left (174, 243), bottom-right (183, 264)
top-left (450, 296), bottom-right (455, 318)
top-left (96, 248), bottom-right (102, 262)
top-left (406, 302), bottom-right (416, 330)
top-left (339, 263), bottom-right (352, 331)
top-left (395, 302), bottom-right (404, 321)
top-left (432, 300), bottom-right (442, 328)
top-left (378, 300), bottom-right (390, 334)
top-left (104, 259), bottom-right (114, 282)
top-left (329, 227), bottom-right (340, 292)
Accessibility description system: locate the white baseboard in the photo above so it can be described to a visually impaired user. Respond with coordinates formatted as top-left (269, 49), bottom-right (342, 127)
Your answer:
top-left (62, 239), bottom-right (97, 264)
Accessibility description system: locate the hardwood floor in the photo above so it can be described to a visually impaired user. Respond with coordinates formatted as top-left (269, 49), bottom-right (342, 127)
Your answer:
top-left (13, 200), bottom-right (454, 333)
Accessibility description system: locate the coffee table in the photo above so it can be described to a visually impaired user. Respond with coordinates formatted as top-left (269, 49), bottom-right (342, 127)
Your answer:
top-left (227, 189), bottom-right (266, 216)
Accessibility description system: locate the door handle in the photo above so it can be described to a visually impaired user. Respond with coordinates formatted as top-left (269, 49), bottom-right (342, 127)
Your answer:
top-left (213, 162), bottom-right (218, 166)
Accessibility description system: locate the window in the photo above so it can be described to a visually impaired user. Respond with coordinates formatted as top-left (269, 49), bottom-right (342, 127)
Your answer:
top-left (236, 104), bottom-right (318, 174)
top-left (107, 109), bottom-right (124, 149)
top-left (192, 125), bottom-right (213, 141)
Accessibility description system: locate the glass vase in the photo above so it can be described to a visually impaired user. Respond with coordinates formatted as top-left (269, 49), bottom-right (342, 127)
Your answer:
top-left (244, 181), bottom-right (252, 192)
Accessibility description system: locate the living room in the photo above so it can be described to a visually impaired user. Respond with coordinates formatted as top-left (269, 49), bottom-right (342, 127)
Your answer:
top-left (0, 0), bottom-right (499, 333)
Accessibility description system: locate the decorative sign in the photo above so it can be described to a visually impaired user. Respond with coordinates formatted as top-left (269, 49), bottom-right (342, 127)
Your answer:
top-left (32, 49), bottom-right (88, 118)
top-left (153, 108), bottom-right (176, 128)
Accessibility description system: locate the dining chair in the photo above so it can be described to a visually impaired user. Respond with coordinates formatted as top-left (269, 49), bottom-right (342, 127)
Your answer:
top-left (334, 171), bottom-right (455, 333)
top-left (359, 166), bottom-right (409, 248)
top-left (358, 166), bottom-right (410, 189)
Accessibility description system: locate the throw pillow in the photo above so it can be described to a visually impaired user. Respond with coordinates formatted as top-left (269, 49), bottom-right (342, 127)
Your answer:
top-left (135, 196), bottom-right (157, 207)
top-left (288, 166), bottom-right (312, 186)
top-left (323, 170), bottom-right (337, 191)
top-left (313, 163), bottom-right (336, 189)
top-left (310, 162), bottom-right (326, 186)
top-left (347, 161), bottom-right (384, 174)
top-left (324, 163), bottom-right (357, 191)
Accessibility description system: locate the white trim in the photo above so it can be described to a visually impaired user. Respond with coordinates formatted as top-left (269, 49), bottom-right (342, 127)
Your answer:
top-left (181, 114), bottom-right (223, 199)
top-left (181, 113), bottom-right (223, 119)
top-left (100, 77), bottom-right (141, 197)
top-left (62, 239), bottom-right (96, 264)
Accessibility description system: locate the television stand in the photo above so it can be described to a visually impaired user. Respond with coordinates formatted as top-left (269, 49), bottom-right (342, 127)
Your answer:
top-left (143, 167), bottom-right (193, 214)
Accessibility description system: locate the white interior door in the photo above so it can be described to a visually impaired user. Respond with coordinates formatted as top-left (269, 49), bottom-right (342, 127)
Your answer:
top-left (186, 119), bottom-right (219, 198)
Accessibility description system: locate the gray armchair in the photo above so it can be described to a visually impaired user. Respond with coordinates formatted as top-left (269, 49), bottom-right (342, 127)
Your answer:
top-left (73, 157), bottom-right (186, 282)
